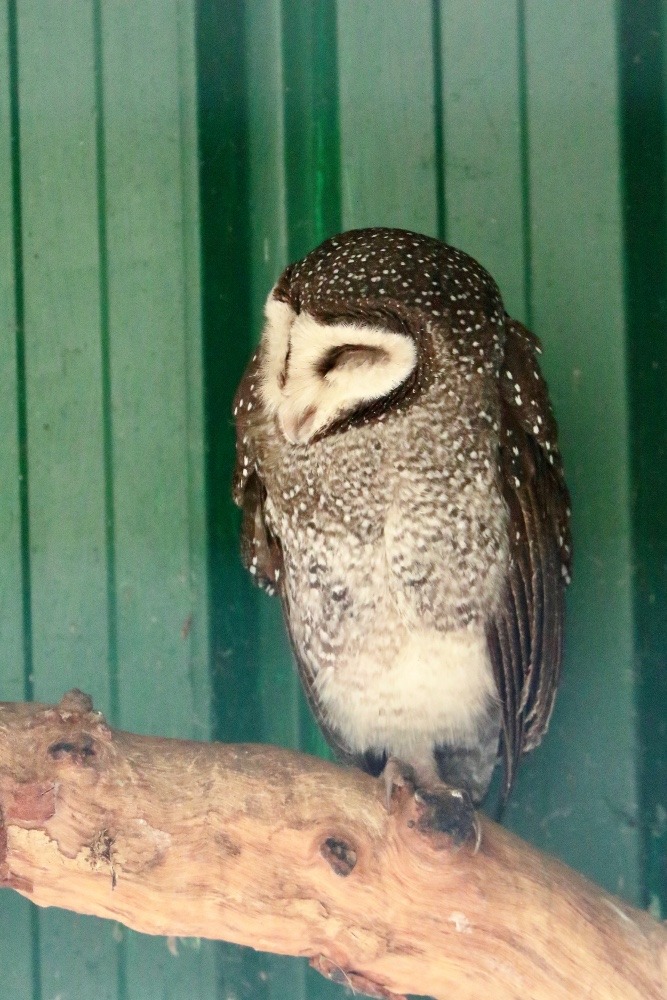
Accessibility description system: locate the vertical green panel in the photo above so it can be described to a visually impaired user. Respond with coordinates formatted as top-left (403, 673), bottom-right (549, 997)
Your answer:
top-left (120, 930), bottom-right (216, 1000)
top-left (281, 0), bottom-right (341, 260)
top-left (504, 0), bottom-right (641, 903)
top-left (99, 0), bottom-right (215, 995)
top-left (18, 0), bottom-right (110, 707)
top-left (0, 896), bottom-right (35, 1000)
top-left (336, 0), bottom-right (439, 232)
top-left (3, 1), bottom-right (213, 997)
top-left (244, 0), bottom-right (301, 758)
top-left (0, 0), bottom-right (26, 703)
top-left (176, 0), bottom-right (212, 737)
top-left (197, 0), bottom-right (260, 763)
top-left (618, 0), bottom-right (667, 916)
top-left (0, 4), bottom-right (35, 997)
top-left (15, 1), bottom-right (119, 998)
top-left (439, 1), bottom-right (528, 318)
top-left (201, 0), bottom-right (341, 796)
top-left (245, 0), bottom-right (288, 323)
top-left (101, 0), bottom-right (209, 742)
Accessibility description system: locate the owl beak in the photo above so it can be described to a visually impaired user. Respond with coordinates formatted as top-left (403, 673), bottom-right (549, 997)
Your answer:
top-left (279, 405), bottom-right (317, 445)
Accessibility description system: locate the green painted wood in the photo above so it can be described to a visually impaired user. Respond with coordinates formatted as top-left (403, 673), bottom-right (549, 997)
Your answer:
top-left (97, 1), bottom-right (215, 996)
top-left (100, 0), bottom-right (209, 743)
top-left (197, 0), bottom-right (261, 755)
top-left (0, 0), bottom-right (27, 703)
top-left (337, 0), bottom-right (439, 233)
top-left (2, 1), bottom-right (213, 998)
top-left (13, 2), bottom-right (120, 997)
top-left (618, 0), bottom-right (667, 917)
top-left (504, 0), bottom-right (641, 905)
top-left (438, 1), bottom-right (527, 319)
top-left (0, 4), bottom-right (36, 997)
top-left (281, 0), bottom-right (341, 261)
top-left (0, 896), bottom-right (36, 1000)
top-left (17, 0), bottom-right (110, 708)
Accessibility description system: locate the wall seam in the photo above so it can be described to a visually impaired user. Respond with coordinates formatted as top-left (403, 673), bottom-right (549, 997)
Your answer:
top-left (516, 0), bottom-right (534, 327)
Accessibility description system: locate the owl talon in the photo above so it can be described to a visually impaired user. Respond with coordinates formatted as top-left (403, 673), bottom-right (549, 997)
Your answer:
top-left (383, 758), bottom-right (482, 850)
top-left (414, 785), bottom-right (481, 852)
top-left (382, 756), bottom-right (417, 810)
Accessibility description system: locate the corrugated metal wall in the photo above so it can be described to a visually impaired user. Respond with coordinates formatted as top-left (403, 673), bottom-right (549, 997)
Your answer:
top-left (2, 1), bottom-right (665, 999)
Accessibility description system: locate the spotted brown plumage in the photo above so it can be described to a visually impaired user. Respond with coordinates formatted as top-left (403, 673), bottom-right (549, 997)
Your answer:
top-left (233, 227), bottom-right (571, 808)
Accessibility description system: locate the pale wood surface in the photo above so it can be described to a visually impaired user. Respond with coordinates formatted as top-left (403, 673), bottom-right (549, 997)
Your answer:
top-left (0, 691), bottom-right (665, 1000)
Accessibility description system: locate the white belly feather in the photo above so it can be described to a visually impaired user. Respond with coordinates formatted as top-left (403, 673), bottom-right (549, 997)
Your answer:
top-left (314, 625), bottom-right (498, 780)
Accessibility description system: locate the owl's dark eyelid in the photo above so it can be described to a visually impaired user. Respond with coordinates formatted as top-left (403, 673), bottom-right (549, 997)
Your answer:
top-left (279, 339), bottom-right (292, 389)
top-left (317, 343), bottom-right (389, 377)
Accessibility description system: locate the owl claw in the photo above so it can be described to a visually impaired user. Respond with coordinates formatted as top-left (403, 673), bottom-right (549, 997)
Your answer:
top-left (414, 785), bottom-right (482, 852)
top-left (382, 758), bottom-right (481, 851)
top-left (382, 756), bottom-right (417, 810)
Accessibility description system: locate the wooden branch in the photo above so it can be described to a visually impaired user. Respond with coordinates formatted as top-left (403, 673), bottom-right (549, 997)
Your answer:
top-left (0, 692), bottom-right (665, 1000)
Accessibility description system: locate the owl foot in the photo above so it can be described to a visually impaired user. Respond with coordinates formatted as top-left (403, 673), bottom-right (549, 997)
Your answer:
top-left (383, 756), bottom-right (481, 852)
top-left (413, 786), bottom-right (481, 852)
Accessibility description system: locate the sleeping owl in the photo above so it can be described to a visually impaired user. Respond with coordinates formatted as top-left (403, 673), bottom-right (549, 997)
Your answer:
top-left (232, 228), bottom-right (570, 839)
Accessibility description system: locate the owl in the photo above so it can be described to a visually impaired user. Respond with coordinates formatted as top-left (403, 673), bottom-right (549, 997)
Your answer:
top-left (233, 228), bottom-right (570, 838)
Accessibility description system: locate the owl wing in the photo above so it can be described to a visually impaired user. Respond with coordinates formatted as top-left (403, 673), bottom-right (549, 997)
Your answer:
top-left (486, 318), bottom-right (571, 797)
top-left (233, 358), bottom-right (284, 595)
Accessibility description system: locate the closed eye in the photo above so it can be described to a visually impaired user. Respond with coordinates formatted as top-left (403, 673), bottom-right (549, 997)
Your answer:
top-left (316, 344), bottom-right (390, 378)
top-left (278, 339), bottom-right (292, 389)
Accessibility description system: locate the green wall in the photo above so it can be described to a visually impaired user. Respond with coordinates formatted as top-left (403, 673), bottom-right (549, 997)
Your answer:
top-left (1, 2), bottom-right (665, 999)
top-left (1, 1), bottom-right (214, 998)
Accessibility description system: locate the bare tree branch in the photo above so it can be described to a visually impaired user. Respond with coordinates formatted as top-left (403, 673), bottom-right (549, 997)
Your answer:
top-left (0, 691), bottom-right (665, 1000)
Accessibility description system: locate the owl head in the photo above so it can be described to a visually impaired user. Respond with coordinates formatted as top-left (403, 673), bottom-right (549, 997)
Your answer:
top-left (259, 297), bottom-right (419, 444)
top-left (256, 228), bottom-right (503, 445)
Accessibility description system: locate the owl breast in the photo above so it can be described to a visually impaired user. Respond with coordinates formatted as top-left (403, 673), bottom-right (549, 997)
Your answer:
top-left (261, 371), bottom-right (508, 782)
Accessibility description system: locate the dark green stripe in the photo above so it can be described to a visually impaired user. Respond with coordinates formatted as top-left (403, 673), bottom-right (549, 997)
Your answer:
top-left (279, 0), bottom-right (340, 758)
top-left (196, 3), bottom-right (273, 994)
top-left (8, 0), bottom-right (33, 708)
top-left (92, 0), bottom-right (119, 731)
top-left (92, 5), bottom-right (127, 995)
top-left (617, 0), bottom-right (667, 915)
top-left (516, 0), bottom-right (534, 326)
top-left (8, 14), bottom-right (41, 998)
top-left (195, 0), bottom-right (263, 750)
top-left (281, 0), bottom-right (342, 260)
top-left (430, 0), bottom-right (447, 242)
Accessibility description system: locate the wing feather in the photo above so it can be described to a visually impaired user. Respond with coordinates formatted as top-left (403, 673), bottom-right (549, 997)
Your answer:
top-left (233, 357), bottom-right (283, 594)
top-left (488, 319), bottom-right (571, 797)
